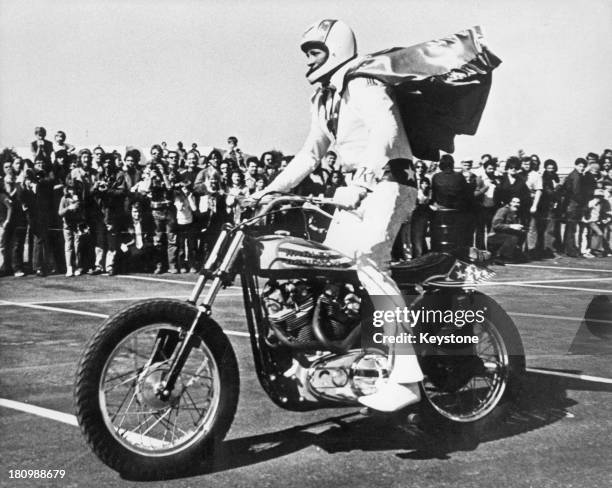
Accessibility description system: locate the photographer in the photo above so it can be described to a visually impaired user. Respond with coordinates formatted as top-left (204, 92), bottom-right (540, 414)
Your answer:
top-left (135, 145), bottom-right (178, 274)
top-left (92, 153), bottom-right (128, 275)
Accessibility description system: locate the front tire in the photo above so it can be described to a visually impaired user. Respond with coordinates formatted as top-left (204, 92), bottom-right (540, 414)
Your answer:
top-left (74, 299), bottom-right (239, 479)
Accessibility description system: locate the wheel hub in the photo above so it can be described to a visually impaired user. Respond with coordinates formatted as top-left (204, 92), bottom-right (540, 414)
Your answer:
top-left (137, 366), bottom-right (183, 409)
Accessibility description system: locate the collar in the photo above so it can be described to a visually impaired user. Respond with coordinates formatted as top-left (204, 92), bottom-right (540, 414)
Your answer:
top-left (327, 56), bottom-right (363, 94)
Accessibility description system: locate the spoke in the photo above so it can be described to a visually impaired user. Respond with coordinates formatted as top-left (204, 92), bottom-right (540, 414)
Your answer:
top-left (105, 370), bottom-right (143, 393)
top-left (141, 408), bottom-right (172, 436)
top-left (115, 389), bottom-right (138, 429)
top-left (184, 388), bottom-right (206, 425)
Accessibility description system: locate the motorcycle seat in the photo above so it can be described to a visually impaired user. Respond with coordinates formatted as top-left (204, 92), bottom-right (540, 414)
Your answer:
top-left (390, 252), bottom-right (456, 286)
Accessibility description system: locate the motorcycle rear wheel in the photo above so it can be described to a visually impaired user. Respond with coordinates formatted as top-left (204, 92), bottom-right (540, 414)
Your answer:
top-left (74, 299), bottom-right (239, 479)
top-left (417, 293), bottom-right (525, 433)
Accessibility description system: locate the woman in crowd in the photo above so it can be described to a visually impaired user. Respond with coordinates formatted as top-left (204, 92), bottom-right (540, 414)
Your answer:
top-left (225, 169), bottom-right (249, 225)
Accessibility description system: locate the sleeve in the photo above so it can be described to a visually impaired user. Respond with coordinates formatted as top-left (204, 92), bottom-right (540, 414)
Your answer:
top-left (347, 77), bottom-right (407, 188)
top-left (492, 207), bottom-right (513, 232)
top-left (266, 92), bottom-right (331, 193)
top-left (57, 197), bottom-right (68, 217)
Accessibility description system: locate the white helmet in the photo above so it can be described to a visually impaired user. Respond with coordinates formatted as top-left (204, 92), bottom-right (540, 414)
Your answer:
top-left (300, 19), bottom-right (357, 84)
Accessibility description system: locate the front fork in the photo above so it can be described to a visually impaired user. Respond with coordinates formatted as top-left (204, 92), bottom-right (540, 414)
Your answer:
top-left (156, 228), bottom-right (245, 400)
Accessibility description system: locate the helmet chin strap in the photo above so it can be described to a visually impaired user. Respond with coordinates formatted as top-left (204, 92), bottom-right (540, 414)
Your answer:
top-left (310, 55), bottom-right (358, 86)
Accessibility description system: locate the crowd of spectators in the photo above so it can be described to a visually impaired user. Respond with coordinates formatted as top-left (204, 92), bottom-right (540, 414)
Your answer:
top-left (0, 126), bottom-right (610, 278)
top-left (0, 128), bottom-right (345, 277)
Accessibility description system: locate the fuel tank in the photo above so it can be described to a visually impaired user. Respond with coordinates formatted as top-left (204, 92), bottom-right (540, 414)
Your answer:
top-left (255, 235), bottom-right (357, 279)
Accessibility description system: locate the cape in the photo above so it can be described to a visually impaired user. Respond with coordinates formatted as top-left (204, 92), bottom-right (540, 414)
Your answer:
top-left (345, 26), bottom-right (501, 161)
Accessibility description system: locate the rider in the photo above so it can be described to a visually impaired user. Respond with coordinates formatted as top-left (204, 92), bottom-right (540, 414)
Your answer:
top-left (263, 19), bottom-right (423, 412)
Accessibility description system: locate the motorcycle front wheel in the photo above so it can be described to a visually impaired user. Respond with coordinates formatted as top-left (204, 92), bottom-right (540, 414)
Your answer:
top-left (74, 299), bottom-right (239, 479)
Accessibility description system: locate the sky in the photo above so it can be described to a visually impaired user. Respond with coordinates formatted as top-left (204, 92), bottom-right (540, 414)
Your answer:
top-left (0, 0), bottom-right (611, 168)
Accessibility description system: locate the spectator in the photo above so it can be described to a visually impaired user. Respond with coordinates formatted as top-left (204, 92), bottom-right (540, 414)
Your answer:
top-left (92, 154), bottom-right (128, 275)
top-left (474, 159), bottom-right (500, 249)
top-left (582, 195), bottom-right (608, 258)
top-left (92, 146), bottom-right (105, 172)
top-left (4, 172), bottom-right (27, 276)
top-left (30, 127), bottom-right (54, 161)
top-left (181, 151), bottom-right (200, 187)
top-left (410, 161), bottom-right (431, 258)
top-left (244, 157), bottom-right (259, 188)
top-left (197, 168), bottom-right (228, 263)
top-left (58, 181), bottom-right (86, 276)
top-left (138, 145), bottom-right (178, 274)
top-left (224, 136), bottom-right (244, 167)
top-left (322, 150), bottom-right (338, 173)
top-left (225, 170), bottom-right (249, 225)
top-left (562, 158), bottom-right (588, 257)
top-left (120, 202), bottom-right (155, 273)
top-left (53, 130), bottom-right (75, 154)
top-left (260, 151), bottom-right (276, 170)
top-left (172, 182), bottom-right (198, 273)
top-left (0, 174), bottom-right (13, 275)
top-left (540, 159), bottom-right (562, 256)
top-left (431, 154), bottom-right (473, 248)
top-left (24, 161), bottom-right (56, 276)
top-left (122, 149), bottom-right (142, 190)
top-left (488, 196), bottom-right (527, 263)
top-left (176, 141), bottom-right (187, 162)
top-left (521, 158), bottom-right (544, 258)
top-left (206, 149), bottom-right (223, 171)
top-left (161, 141), bottom-right (169, 157)
top-left (218, 160), bottom-right (231, 190)
top-left (494, 157), bottom-right (530, 211)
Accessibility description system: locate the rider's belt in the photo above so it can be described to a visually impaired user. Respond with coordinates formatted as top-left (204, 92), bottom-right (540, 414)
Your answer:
top-left (150, 200), bottom-right (171, 210)
top-left (379, 158), bottom-right (417, 188)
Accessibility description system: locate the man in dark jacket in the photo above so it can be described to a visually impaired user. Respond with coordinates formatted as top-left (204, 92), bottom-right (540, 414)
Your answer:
top-left (562, 158), bottom-right (588, 257)
top-left (431, 154), bottom-right (473, 248)
top-left (487, 197), bottom-right (527, 262)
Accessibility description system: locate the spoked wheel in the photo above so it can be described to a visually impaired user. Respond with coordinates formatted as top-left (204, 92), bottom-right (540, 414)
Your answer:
top-left (101, 324), bottom-right (221, 454)
top-left (417, 294), bottom-right (525, 432)
top-left (75, 300), bottom-right (239, 479)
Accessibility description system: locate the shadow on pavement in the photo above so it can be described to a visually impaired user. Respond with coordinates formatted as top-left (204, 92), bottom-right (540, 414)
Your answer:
top-left (122, 370), bottom-right (611, 481)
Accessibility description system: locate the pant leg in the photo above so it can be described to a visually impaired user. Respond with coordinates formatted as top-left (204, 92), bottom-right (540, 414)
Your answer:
top-left (410, 207), bottom-right (429, 258)
top-left (63, 227), bottom-right (74, 268)
top-left (166, 212), bottom-right (178, 271)
top-left (94, 220), bottom-right (106, 269)
top-left (0, 221), bottom-right (13, 272)
top-left (105, 230), bottom-right (119, 270)
top-left (11, 225), bottom-right (26, 272)
top-left (563, 202), bottom-right (581, 255)
top-left (152, 210), bottom-right (166, 268)
top-left (325, 182), bottom-right (422, 382)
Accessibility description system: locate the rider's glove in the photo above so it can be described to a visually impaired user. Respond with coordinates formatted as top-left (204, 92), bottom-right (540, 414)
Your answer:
top-left (332, 185), bottom-right (368, 210)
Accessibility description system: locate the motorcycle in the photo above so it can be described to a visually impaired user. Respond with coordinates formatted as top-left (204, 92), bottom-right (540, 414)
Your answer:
top-left (74, 193), bottom-right (525, 478)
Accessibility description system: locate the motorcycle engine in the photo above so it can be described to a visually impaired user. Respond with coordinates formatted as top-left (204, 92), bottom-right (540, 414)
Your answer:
top-left (262, 279), bottom-right (362, 346)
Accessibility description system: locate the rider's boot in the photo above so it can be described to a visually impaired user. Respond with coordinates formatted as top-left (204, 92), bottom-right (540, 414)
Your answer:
top-left (357, 354), bottom-right (421, 412)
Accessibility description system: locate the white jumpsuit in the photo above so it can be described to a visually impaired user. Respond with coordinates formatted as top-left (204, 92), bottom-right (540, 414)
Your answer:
top-left (267, 62), bottom-right (423, 383)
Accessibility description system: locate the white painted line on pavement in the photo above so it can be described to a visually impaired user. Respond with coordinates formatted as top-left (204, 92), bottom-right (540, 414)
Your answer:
top-left (505, 263), bottom-right (612, 274)
top-left (114, 274), bottom-right (241, 289)
top-left (0, 398), bottom-right (78, 426)
top-left (494, 283), bottom-right (612, 294)
top-left (509, 311), bottom-right (612, 325)
top-left (0, 300), bottom-right (109, 318)
top-left (0, 295), bottom-right (188, 305)
top-left (490, 277), bottom-right (612, 285)
top-left (0, 300), bottom-right (250, 337)
top-left (526, 368), bottom-right (612, 384)
top-left (3, 369), bottom-right (612, 430)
